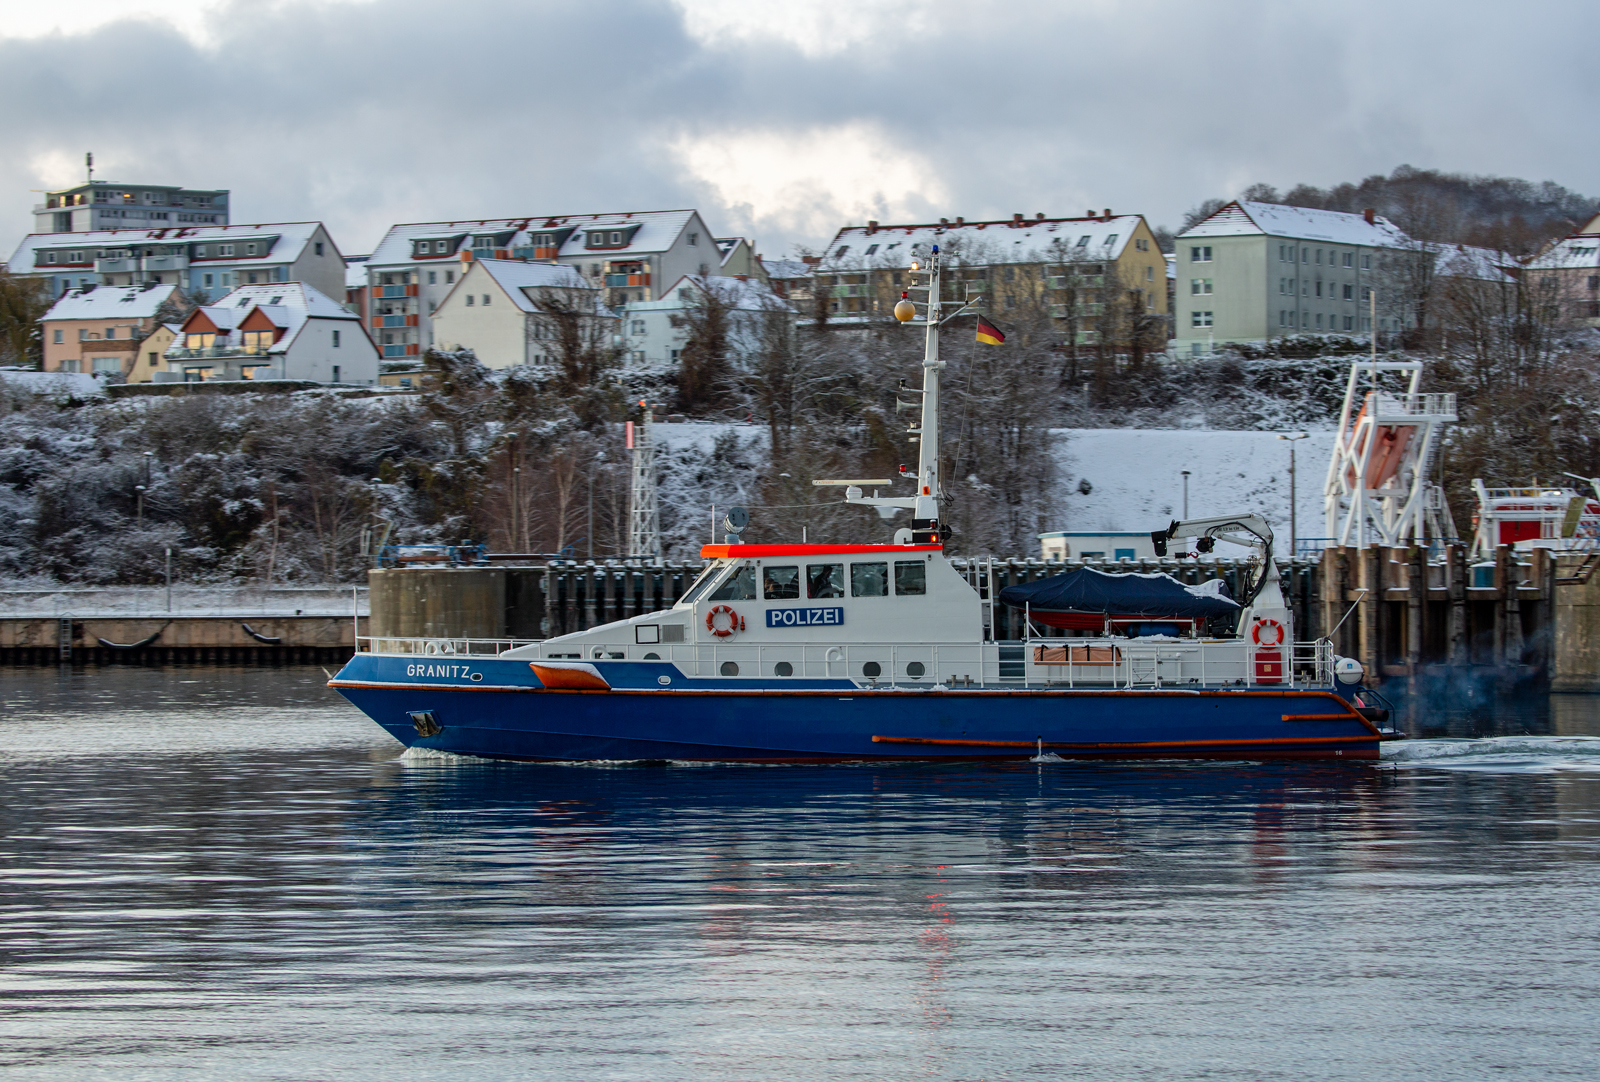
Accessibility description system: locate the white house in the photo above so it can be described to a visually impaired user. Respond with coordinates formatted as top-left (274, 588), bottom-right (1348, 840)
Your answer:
top-left (430, 258), bottom-right (612, 370)
top-left (620, 274), bottom-right (792, 369)
top-left (162, 282), bottom-right (376, 384)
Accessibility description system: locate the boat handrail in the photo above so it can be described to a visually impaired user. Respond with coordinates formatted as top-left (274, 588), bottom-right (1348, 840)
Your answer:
top-left (358, 635), bottom-right (540, 657)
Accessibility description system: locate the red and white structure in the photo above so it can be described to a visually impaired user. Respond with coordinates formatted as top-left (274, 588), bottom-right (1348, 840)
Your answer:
top-left (1470, 480), bottom-right (1600, 559)
top-left (1324, 359), bottom-right (1458, 549)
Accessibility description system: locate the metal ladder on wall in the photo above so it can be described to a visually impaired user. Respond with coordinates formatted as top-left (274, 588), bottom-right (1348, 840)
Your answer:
top-left (965, 558), bottom-right (997, 641)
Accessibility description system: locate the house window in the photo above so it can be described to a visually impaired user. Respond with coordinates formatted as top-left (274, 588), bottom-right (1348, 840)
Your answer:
top-left (835, 245), bottom-right (849, 258)
top-left (148, 352), bottom-right (158, 367)
top-left (245, 243), bottom-right (258, 256)
top-left (687, 232), bottom-right (698, 246)
top-left (866, 244), bottom-right (879, 256)
top-left (247, 273), bottom-right (258, 284)
top-left (1315, 249), bottom-right (1323, 265)
top-left (1316, 314), bottom-right (1324, 329)
top-left (482, 294), bottom-right (490, 305)
top-left (315, 242), bottom-right (324, 256)
top-left (1136, 238), bottom-right (1149, 251)
top-left (631, 320), bottom-right (646, 334)
top-left (332, 366), bottom-right (340, 383)
top-left (332, 330), bottom-right (341, 347)
top-left (1343, 252), bottom-right (1353, 267)
top-left (219, 244), bottom-right (235, 257)
top-left (1005, 294), bottom-right (1016, 308)
top-left (45, 252), bottom-right (57, 264)
top-left (610, 231), bottom-right (621, 244)
top-left (1191, 311), bottom-right (1213, 327)
top-left (1145, 267), bottom-right (1153, 281)
top-left (445, 270), bottom-right (454, 283)
top-left (1076, 236), bottom-right (1090, 247)
top-left (428, 271), bottom-right (437, 284)
top-left (465, 295), bottom-right (474, 306)
top-left (1191, 246), bottom-right (1212, 262)
top-left (1344, 315), bottom-right (1354, 330)
top-left (1279, 310), bottom-right (1288, 326)
top-left (1343, 284), bottom-right (1353, 299)
top-left (1105, 234), bottom-right (1117, 247)
top-left (53, 329), bottom-right (62, 344)
top-left (1190, 278), bottom-right (1212, 295)
top-left (1315, 282), bottom-right (1323, 297)
top-left (1361, 255), bottom-right (1371, 269)
top-left (79, 329), bottom-right (89, 341)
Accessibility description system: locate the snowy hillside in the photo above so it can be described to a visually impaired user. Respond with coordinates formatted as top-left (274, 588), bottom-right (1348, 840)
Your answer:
top-left (1052, 429), bottom-right (1337, 549)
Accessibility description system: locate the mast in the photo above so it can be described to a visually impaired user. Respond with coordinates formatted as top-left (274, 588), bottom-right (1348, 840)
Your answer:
top-left (818, 241), bottom-right (962, 539)
top-left (627, 402), bottom-right (661, 560)
top-left (912, 245), bottom-right (944, 542)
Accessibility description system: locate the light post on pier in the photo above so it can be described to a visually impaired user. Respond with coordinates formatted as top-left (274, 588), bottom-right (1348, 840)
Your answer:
top-left (1279, 432), bottom-right (1309, 559)
top-left (1181, 471), bottom-right (1191, 518)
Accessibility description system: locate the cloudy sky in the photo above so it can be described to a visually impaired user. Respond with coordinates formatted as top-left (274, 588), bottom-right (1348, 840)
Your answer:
top-left (2, 0), bottom-right (1596, 261)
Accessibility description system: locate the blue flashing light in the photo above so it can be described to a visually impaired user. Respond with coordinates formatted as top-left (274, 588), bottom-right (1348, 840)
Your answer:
top-left (931, 244), bottom-right (940, 253)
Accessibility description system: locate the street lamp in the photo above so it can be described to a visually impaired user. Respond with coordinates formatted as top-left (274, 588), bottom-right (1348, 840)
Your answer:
top-left (1181, 470), bottom-right (1191, 518)
top-left (1278, 432), bottom-right (1309, 559)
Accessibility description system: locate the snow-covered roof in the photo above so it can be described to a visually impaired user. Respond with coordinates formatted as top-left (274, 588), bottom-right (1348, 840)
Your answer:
top-left (8, 222), bottom-right (329, 273)
top-left (468, 258), bottom-right (591, 312)
top-left (39, 282), bottom-right (181, 322)
top-left (344, 257), bottom-right (369, 290)
top-left (761, 258), bottom-right (813, 280)
top-left (366, 209), bottom-right (699, 268)
top-left (820, 215), bottom-right (1146, 270)
top-left (631, 274), bottom-right (791, 313)
top-left (1432, 243), bottom-right (1515, 281)
top-left (1179, 201), bottom-right (1408, 247)
top-left (1526, 235), bottom-right (1600, 271)
top-left (166, 281), bottom-right (357, 359)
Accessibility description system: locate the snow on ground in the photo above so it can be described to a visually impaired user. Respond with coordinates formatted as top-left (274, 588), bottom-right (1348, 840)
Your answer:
top-left (1051, 429), bottom-right (1338, 547)
top-left (0, 369), bottom-right (106, 398)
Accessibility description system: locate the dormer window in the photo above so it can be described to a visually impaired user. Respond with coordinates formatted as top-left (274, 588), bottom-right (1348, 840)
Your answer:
top-left (245, 243), bottom-right (258, 256)
top-left (45, 252), bottom-right (57, 264)
top-left (237, 297), bottom-right (251, 306)
top-left (1105, 234), bottom-right (1117, 247)
top-left (219, 244), bottom-right (235, 257)
top-left (610, 231), bottom-right (621, 244)
top-left (195, 245), bottom-right (207, 257)
top-left (435, 240), bottom-right (450, 254)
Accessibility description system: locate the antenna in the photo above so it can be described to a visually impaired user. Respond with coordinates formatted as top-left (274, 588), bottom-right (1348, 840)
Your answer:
top-left (86, 151), bottom-right (93, 184)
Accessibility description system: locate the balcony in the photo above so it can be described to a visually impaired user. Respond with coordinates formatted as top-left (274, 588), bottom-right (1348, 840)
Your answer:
top-left (1047, 274), bottom-right (1103, 289)
top-left (605, 273), bottom-right (652, 288)
top-left (1050, 302), bottom-right (1104, 318)
top-left (167, 345), bottom-right (273, 360)
top-left (380, 284), bottom-right (417, 299)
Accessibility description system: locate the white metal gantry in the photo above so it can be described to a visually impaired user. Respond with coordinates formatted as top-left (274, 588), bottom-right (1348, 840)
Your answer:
top-left (1323, 359), bottom-right (1458, 549)
top-left (627, 407), bottom-right (661, 560)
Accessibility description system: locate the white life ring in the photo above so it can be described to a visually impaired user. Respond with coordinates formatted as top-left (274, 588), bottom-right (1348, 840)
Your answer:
top-left (1251, 618), bottom-right (1286, 647)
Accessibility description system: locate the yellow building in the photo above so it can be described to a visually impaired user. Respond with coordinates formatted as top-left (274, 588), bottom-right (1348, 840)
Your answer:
top-left (813, 212), bottom-right (1167, 346)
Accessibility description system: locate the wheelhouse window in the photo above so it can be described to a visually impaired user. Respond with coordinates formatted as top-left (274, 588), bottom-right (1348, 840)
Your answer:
top-left (708, 565), bottom-right (757, 602)
top-left (894, 561), bottom-right (927, 595)
top-left (763, 566), bottom-right (800, 600)
top-left (851, 562), bottom-right (888, 597)
top-left (806, 564), bottom-right (844, 599)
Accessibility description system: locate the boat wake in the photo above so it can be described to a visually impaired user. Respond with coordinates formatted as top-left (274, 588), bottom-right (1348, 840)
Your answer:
top-left (1382, 735), bottom-right (1600, 772)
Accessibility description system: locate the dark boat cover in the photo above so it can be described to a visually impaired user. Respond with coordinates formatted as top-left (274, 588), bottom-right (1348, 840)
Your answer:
top-left (998, 567), bottom-right (1239, 618)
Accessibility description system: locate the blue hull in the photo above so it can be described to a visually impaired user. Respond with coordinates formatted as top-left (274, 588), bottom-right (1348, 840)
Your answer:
top-left (330, 654), bottom-right (1388, 762)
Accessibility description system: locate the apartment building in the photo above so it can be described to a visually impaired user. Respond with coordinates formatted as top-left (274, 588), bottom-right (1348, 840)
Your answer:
top-left (430, 258), bottom-right (606, 370)
top-left (761, 258), bottom-right (815, 307)
top-left (6, 222), bottom-right (346, 303)
top-left (38, 282), bottom-right (183, 376)
top-left (1523, 210), bottom-right (1600, 327)
top-left (814, 212), bottom-right (1167, 345)
top-left (1172, 201), bottom-right (1408, 354)
top-left (162, 282), bottom-right (375, 384)
top-left (34, 180), bottom-right (228, 233)
top-left (620, 274), bottom-right (791, 369)
top-left (362, 209), bottom-right (722, 360)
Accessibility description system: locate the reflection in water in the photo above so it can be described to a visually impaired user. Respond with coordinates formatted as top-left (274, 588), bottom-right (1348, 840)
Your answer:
top-left (2, 667), bottom-right (1600, 1080)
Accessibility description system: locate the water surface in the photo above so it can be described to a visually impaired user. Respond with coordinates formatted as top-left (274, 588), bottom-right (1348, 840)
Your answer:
top-left (3, 666), bottom-right (1599, 1080)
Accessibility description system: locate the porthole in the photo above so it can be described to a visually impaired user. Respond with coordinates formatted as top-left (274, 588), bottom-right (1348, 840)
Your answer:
top-left (906, 661), bottom-right (925, 678)
top-left (775, 661), bottom-right (793, 677)
top-left (657, 675), bottom-right (671, 685)
top-left (720, 661), bottom-right (740, 676)
top-left (470, 672), bottom-right (484, 682)
top-left (862, 661), bottom-right (882, 678)
top-left (643, 652), bottom-right (660, 660)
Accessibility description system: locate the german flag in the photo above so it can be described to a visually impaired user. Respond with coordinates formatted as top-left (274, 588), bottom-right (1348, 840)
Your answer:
top-left (975, 315), bottom-right (1006, 345)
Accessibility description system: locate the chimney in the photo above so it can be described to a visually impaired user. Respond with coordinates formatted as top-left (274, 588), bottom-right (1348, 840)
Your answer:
top-left (1086, 210), bottom-right (1094, 218)
top-left (940, 217), bottom-right (949, 225)
top-left (1103, 208), bottom-right (1112, 221)
top-left (1363, 208), bottom-right (1376, 225)
top-left (956, 216), bottom-right (964, 225)
top-left (1036, 212), bottom-right (1045, 220)
top-left (1013, 213), bottom-right (1024, 225)
top-left (867, 220), bottom-right (878, 234)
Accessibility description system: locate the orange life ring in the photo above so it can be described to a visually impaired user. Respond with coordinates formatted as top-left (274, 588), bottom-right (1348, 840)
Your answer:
top-left (706, 605), bottom-right (740, 638)
top-left (1251, 617), bottom-right (1285, 647)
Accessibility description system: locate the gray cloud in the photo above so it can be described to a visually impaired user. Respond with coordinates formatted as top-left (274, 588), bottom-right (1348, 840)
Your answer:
top-left (2, 0), bottom-right (1596, 261)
